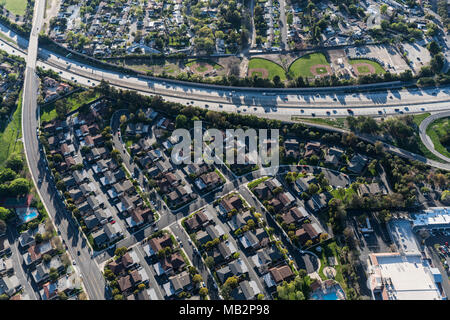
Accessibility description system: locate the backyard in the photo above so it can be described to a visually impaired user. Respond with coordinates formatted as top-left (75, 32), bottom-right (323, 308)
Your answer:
top-left (317, 241), bottom-right (347, 291)
top-left (40, 89), bottom-right (101, 122)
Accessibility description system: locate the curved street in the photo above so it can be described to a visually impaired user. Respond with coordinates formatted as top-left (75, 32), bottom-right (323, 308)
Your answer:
top-left (419, 111), bottom-right (450, 163)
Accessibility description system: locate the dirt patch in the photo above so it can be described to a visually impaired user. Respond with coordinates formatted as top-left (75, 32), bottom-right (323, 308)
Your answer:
top-left (310, 64), bottom-right (332, 77)
top-left (352, 63), bottom-right (376, 76)
top-left (189, 62), bottom-right (214, 75)
top-left (248, 68), bottom-right (269, 79)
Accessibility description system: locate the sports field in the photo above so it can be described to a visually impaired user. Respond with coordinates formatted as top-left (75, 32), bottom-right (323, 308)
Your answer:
top-left (2, 0), bottom-right (27, 16)
top-left (349, 59), bottom-right (385, 75)
top-left (248, 58), bottom-right (286, 81)
top-left (185, 59), bottom-right (222, 74)
top-left (288, 53), bottom-right (330, 78)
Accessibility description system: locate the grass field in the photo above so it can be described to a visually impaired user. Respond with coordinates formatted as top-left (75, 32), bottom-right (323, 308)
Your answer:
top-left (288, 53), bottom-right (329, 78)
top-left (40, 90), bottom-right (101, 123)
top-left (0, 90), bottom-right (23, 164)
top-left (349, 59), bottom-right (385, 74)
top-left (426, 117), bottom-right (450, 159)
top-left (291, 117), bottom-right (347, 129)
top-left (185, 59), bottom-right (222, 72)
top-left (2, 0), bottom-right (28, 16)
top-left (412, 112), bottom-right (431, 127)
top-left (248, 58), bottom-right (286, 80)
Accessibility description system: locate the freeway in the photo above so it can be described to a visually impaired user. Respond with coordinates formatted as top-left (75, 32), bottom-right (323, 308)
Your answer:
top-left (21, 0), bottom-right (107, 300)
top-left (419, 111), bottom-right (450, 163)
top-left (1, 22), bottom-right (450, 119)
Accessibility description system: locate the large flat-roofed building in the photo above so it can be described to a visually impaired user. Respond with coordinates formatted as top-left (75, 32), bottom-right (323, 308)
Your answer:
top-left (412, 207), bottom-right (450, 231)
top-left (367, 252), bottom-right (446, 300)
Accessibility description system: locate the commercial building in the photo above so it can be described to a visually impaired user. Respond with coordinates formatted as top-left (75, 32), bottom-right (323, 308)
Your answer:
top-left (412, 207), bottom-right (450, 231)
top-left (367, 252), bottom-right (446, 300)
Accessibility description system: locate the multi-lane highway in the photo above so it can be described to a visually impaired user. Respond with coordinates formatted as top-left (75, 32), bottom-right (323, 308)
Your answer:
top-left (1, 20), bottom-right (450, 119)
top-left (6, 0), bottom-right (450, 300)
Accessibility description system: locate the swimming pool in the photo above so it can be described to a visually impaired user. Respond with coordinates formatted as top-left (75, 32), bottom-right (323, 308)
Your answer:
top-left (16, 207), bottom-right (39, 224)
top-left (311, 289), bottom-right (343, 300)
top-left (23, 209), bottom-right (38, 222)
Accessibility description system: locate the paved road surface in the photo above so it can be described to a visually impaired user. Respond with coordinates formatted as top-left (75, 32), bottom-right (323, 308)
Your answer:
top-left (419, 110), bottom-right (450, 163)
top-left (21, 0), bottom-right (107, 300)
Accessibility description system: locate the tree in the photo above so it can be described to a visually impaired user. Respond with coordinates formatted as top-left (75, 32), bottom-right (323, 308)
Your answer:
top-left (441, 190), bottom-right (450, 205)
top-left (35, 233), bottom-right (43, 243)
top-left (204, 256), bottom-right (215, 269)
top-left (380, 4), bottom-right (388, 15)
top-left (0, 207), bottom-right (12, 221)
top-left (199, 287), bottom-right (208, 298)
top-left (43, 254), bottom-right (52, 263)
top-left (9, 178), bottom-right (31, 196)
top-left (137, 283), bottom-right (146, 291)
top-left (378, 209), bottom-right (392, 223)
top-left (49, 268), bottom-right (59, 281)
top-left (55, 100), bottom-right (71, 120)
top-left (114, 247), bottom-right (128, 257)
top-left (0, 168), bottom-right (17, 183)
top-left (427, 41), bottom-right (441, 56)
top-left (192, 274), bottom-right (203, 284)
top-left (319, 233), bottom-right (328, 242)
top-left (5, 153), bottom-right (23, 173)
top-left (175, 114), bottom-right (188, 128)
top-left (120, 115), bottom-right (128, 124)
top-left (224, 276), bottom-right (239, 289)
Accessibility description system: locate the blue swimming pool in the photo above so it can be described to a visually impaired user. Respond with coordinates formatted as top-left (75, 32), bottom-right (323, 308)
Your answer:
top-left (24, 210), bottom-right (38, 222)
top-left (18, 208), bottom-right (39, 224)
top-left (322, 292), bottom-right (339, 300)
top-left (312, 290), bottom-right (342, 300)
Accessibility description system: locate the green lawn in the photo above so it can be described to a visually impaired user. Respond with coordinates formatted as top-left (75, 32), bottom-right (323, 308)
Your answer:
top-left (349, 59), bottom-right (385, 74)
top-left (2, 0), bottom-right (27, 16)
top-left (330, 187), bottom-right (356, 202)
top-left (412, 112), bottom-right (431, 127)
top-left (248, 58), bottom-right (286, 81)
top-left (317, 241), bottom-right (347, 291)
top-left (0, 90), bottom-right (23, 164)
top-left (40, 90), bottom-right (101, 123)
top-left (426, 117), bottom-right (450, 159)
top-left (291, 117), bottom-right (347, 130)
top-left (288, 53), bottom-right (329, 78)
top-left (248, 176), bottom-right (270, 190)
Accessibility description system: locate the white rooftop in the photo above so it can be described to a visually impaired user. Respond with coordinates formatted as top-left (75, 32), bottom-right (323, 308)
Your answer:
top-left (389, 219), bottom-right (420, 254)
top-left (373, 253), bottom-right (443, 300)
